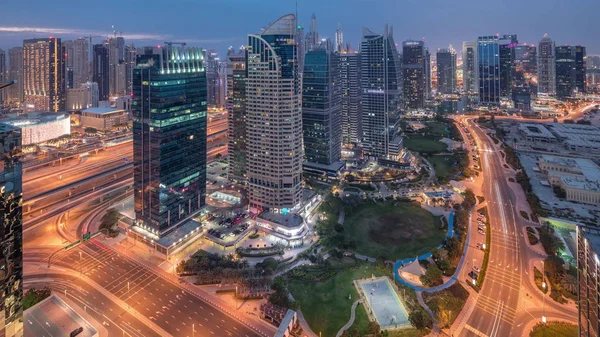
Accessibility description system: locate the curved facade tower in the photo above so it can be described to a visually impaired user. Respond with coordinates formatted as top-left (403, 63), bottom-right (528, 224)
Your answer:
top-left (246, 14), bottom-right (303, 212)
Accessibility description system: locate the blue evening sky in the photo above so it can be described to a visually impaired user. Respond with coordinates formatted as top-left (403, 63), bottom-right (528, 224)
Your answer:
top-left (1, 0), bottom-right (598, 56)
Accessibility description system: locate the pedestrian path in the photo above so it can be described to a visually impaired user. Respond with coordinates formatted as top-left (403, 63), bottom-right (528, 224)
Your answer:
top-left (336, 300), bottom-right (360, 337)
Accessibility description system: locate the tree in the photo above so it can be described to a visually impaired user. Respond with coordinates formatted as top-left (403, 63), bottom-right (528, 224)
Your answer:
top-left (367, 321), bottom-right (381, 336)
top-left (409, 309), bottom-right (433, 329)
top-left (215, 153), bottom-right (222, 160)
top-left (99, 208), bottom-right (121, 237)
top-left (23, 287), bottom-right (52, 310)
top-left (84, 127), bottom-right (97, 134)
top-left (462, 189), bottom-right (476, 209)
top-left (544, 255), bottom-right (566, 284)
top-left (421, 264), bottom-right (444, 286)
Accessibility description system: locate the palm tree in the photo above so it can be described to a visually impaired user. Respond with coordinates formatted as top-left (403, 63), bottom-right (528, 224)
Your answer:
top-left (561, 274), bottom-right (577, 295)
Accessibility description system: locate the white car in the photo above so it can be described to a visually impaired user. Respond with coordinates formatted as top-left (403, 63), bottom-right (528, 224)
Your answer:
top-left (473, 266), bottom-right (481, 273)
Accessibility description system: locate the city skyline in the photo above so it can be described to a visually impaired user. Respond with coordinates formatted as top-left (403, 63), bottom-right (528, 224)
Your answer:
top-left (1, 0), bottom-right (600, 56)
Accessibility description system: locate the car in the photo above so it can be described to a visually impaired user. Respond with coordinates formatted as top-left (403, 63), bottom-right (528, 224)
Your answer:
top-left (478, 229), bottom-right (485, 235)
top-left (473, 266), bottom-right (481, 273)
top-left (469, 271), bottom-right (479, 280)
top-left (476, 242), bottom-right (483, 249)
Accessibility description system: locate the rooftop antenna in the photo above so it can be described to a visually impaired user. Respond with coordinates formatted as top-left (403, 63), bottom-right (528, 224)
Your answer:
top-left (112, 25), bottom-right (116, 37)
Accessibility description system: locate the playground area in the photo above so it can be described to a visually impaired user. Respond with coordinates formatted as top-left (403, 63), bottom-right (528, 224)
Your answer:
top-left (355, 277), bottom-right (410, 330)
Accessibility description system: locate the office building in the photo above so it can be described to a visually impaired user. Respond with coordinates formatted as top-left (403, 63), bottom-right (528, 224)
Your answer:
top-left (132, 44), bottom-right (207, 239)
top-left (462, 42), bottom-right (478, 94)
top-left (108, 36), bottom-right (126, 96)
top-left (586, 55), bottom-right (600, 93)
top-left (335, 24), bottom-right (343, 53)
top-left (81, 107), bottom-right (128, 131)
top-left (0, 123), bottom-right (23, 337)
top-left (403, 40), bottom-right (428, 110)
top-left (93, 43), bottom-right (110, 101)
top-left (0, 49), bottom-right (5, 105)
top-left (538, 34), bottom-right (556, 95)
top-left (204, 50), bottom-right (226, 109)
top-left (302, 41), bottom-right (342, 170)
top-left (23, 38), bottom-right (65, 112)
top-left (512, 44), bottom-right (537, 110)
top-left (436, 47), bottom-right (457, 94)
top-left (246, 14), bottom-right (303, 212)
top-left (477, 36), bottom-right (501, 104)
top-left (362, 26), bottom-right (401, 157)
top-left (66, 82), bottom-right (99, 112)
top-left (226, 46), bottom-right (247, 183)
top-left (305, 13), bottom-right (320, 52)
top-left (499, 34), bottom-right (518, 97)
top-left (338, 48), bottom-right (361, 145)
top-left (574, 46), bottom-right (587, 95)
top-left (577, 225), bottom-right (600, 337)
top-left (7, 48), bottom-right (23, 104)
top-left (124, 44), bottom-right (136, 94)
top-left (556, 46), bottom-right (577, 98)
top-left (63, 38), bottom-right (89, 89)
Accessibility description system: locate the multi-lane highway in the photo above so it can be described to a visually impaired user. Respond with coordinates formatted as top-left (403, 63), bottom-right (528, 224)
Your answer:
top-left (457, 117), bottom-right (577, 337)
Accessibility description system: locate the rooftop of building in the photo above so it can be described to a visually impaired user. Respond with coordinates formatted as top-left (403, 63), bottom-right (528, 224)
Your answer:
top-left (561, 176), bottom-right (600, 192)
top-left (518, 123), bottom-right (556, 139)
top-left (82, 107), bottom-right (125, 115)
top-left (540, 155), bottom-right (600, 182)
top-left (1, 111), bottom-right (69, 126)
top-left (258, 211), bottom-right (304, 229)
top-left (24, 295), bottom-right (99, 337)
top-left (156, 218), bottom-right (203, 248)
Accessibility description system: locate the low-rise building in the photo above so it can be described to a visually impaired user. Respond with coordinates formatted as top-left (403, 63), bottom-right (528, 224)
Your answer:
top-left (518, 123), bottom-right (556, 143)
top-left (537, 155), bottom-right (600, 205)
top-left (547, 123), bottom-right (600, 155)
top-left (80, 107), bottom-right (128, 131)
top-left (2, 112), bottom-right (70, 145)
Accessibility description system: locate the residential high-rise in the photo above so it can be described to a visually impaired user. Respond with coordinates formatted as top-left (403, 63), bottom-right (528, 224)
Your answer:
top-left (361, 26), bottom-right (401, 157)
top-left (226, 46), bottom-right (247, 183)
top-left (402, 40), bottom-right (428, 110)
top-left (302, 40), bottom-right (342, 168)
top-left (246, 14), bottom-right (303, 212)
top-left (512, 44), bottom-right (537, 110)
top-left (7, 48), bottom-right (23, 104)
top-left (0, 123), bottom-right (23, 337)
top-left (335, 24), bottom-right (343, 53)
top-left (66, 81), bottom-right (99, 112)
top-left (132, 44), bottom-right (207, 237)
top-left (462, 42), bottom-right (478, 94)
top-left (574, 46), bottom-right (587, 95)
top-left (436, 47), bottom-right (457, 95)
top-left (305, 13), bottom-right (320, 52)
top-left (499, 34), bottom-right (518, 97)
top-left (586, 55), bottom-right (600, 93)
top-left (93, 43), bottom-right (110, 101)
top-left (477, 36), bottom-right (501, 104)
top-left (338, 47), bottom-right (361, 145)
top-left (124, 44), bottom-right (137, 94)
top-left (63, 38), bottom-right (90, 89)
top-left (205, 49), bottom-right (220, 109)
top-left (0, 49), bottom-right (5, 105)
top-left (537, 34), bottom-right (556, 95)
top-left (23, 38), bottom-right (65, 112)
top-left (577, 225), bottom-right (600, 337)
top-left (108, 36), bottom-right (126, 96)
top-left (556, 46), bottom-right (576, 98)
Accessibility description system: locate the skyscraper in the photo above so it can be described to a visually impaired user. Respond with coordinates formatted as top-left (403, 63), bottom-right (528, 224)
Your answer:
top-left (133, 44), bottom-right (207, 237)
top-left (226, 46), bottom-right (247, 183)
top-left (361, 26), bottom-right (401, 157)
top-left (577, 225), bottom-right (600, 337)
top-left (108, 36), bottom-right (126, 96)
top-left (556, 46), bottom-right (576, 98)
top-left (23, 38), bottom-right (65, 112)
top-left (462, 41), bottom-right (478, 94)
top-left (7, 48), bottom-right (23, 104)
top-left (338, 47), bottom-right (361, 145)
top-left (302, 41), bottom-right (342, 167)
top-left (204, 49), bottom-right (222, 109)
top-left (537, 34), bottom-right (556, 95)
top-left (574, 45), bottom-right (587, 95)
top-left (335, 24), bottom-right (343, 53)
top-left (477, 36), bottom-right (501, 104)
top-left (402, 40), bottom-right (428, 110)
top-left (305, 13), bottom-right (320, 52)
top-left (512, 44), bottom-right (537, 110)
top-left (63, 38), bottom-right (90, 89)
top-left (93, 43), bottom-right (110, 101)
top-left (0, 123), bottom-right (23, 337)
top-left (436, 47), bottom-right (457, 95)
top-left (0, 49), bottom-right (5, 105)
top-left (246, 14), bottom-right (303, 212)
top-left (124, 44), bottom-right (137, 94)
top-left (499, 34), bottom-right (518, 97)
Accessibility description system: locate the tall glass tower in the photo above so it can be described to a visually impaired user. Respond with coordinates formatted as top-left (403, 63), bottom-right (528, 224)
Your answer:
top-left (462, 42), bottom-right (478, 95)
top-left (302, 41), bottom-right (342, 166)
top-left (246, 14), bottom-right (303, 213)
top-left (226, 46), bottom-right (247, 184)
top-left (132, 45), bottom-right (207, 237)
top-left (402, 40), bottom-right (428, 110)
top-left (537, 34), bottom-right (556, 95)
top-left (477, 36), bottom-right (501, 104)
top-left (436, 47), bottom-right (457, 95)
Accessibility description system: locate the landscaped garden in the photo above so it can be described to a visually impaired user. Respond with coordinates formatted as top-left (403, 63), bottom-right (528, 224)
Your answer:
top-left (529, 321), bottom-right (577, 337)
top-left (342, 200), bottom-right (446, 261)
top-left (404, 136), bottom-right (448, 154)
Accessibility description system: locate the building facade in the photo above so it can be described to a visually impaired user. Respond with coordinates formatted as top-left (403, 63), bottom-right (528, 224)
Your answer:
top-left (246, 14), bottom-right (303, 212)
top-left (436, 47), bottom-right (457, 95)
top-left (108, 37), bottom-right (126, 96)
top-left (499, 34), bottom-right (518, 97)
top-left (66, 82), bottom-right (99, 112)
top-left (81, 107), bottom-right (128, 131)
top-left (132, 45), bottom-right (207, 237)
top-left (462, 42), bottom-right (478, 95)
top-left (302, 42), bottom-right (342, 166)
top-left (556, 46), bottom-right (577, 98)
top-left (226, 47), bottom-right (247, 183)
top-left (93, 43), bottom-right (110, 101)
top-left (7, 48), bottom-right (23, 104)
top-left (577, 226), bottom-right (600, 337)
top-left (63, 38), bottom-right (90, 89)
top-left (402, 40), bottom-right (428, 110)
top-left (512, 44), bottom-right (537, 110)
top-left (0, 49), bottom-right (5, 105)
top-left (477, 36), bottom-right (501, 104)
top-left (23, 38), bottom-right (65, 112)
top-left (337, 49), bottom-right (361, 145)
top-left (361, 26), bottom-right (401, 157)
top-left (0, 123), bottom-right (23, 337)
top-left (537, 34), bottom-right (556, 95)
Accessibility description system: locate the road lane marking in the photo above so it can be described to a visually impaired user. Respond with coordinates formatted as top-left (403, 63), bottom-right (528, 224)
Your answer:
top-left (464, 324), bottom-right (489, 337)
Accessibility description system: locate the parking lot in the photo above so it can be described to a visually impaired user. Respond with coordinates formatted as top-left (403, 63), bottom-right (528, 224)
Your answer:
top-left (204, 211), bottom-right (253, 245)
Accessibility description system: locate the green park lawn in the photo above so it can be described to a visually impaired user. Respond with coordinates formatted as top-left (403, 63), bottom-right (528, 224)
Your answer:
top-left (425, 121), bottom-right (450, 137)
top-left (404, 136), bottom-right (448, 154)
top-left (288, 261), bottom-right (388, 337)
top-left (343, 201), bottom-right (446, 260)
top-left (427, 155), bottom-right (457, 181)
top-left (529, 322), bottom-right (577, 337)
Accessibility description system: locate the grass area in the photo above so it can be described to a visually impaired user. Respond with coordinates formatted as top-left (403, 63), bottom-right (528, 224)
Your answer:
top-left (289, 261), bottom-right (391, 337)
top-left (529, 322), bottom-right (578, 337)
top-left (425, 121), bottom-right (450, 137)
top-left (423, 283), bottom-right (470, 328)
top-left (344, 201), bottom-right (446, 260)
top-left (404, 135), bottom-right (448, 154)
top-left (428, 155), bottom-right (456, 181)
top-left (347, 183), bottom-right (377, 191)
top-left (533, 267), bottom-right (548, 294)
